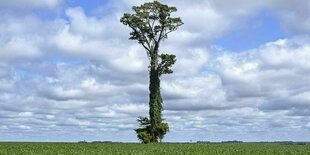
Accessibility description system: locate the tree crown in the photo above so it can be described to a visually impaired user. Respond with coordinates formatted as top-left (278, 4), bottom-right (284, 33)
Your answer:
top-left (120, 1), bottom-right (183, 54)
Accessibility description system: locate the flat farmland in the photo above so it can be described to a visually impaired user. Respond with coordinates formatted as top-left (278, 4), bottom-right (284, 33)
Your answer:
top-left (0, 142), bottom-right (310, 155)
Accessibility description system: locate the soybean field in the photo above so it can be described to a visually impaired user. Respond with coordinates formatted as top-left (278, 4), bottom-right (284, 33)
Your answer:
top-left (0, 142), bottom-right (310, 155)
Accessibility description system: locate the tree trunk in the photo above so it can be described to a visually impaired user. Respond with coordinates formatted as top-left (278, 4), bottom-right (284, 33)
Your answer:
top-left (149, 44), bottom-right (162, 143)
top-left (149, 67), bottom-right (162, 143)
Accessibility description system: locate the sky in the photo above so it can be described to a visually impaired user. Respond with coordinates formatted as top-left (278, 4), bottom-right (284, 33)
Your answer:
top-left (0, 0), bottom-right (310, 142)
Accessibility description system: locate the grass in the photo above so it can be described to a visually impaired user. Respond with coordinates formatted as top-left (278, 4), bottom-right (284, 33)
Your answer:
top-left (0, 142), bottom-right (310, 155)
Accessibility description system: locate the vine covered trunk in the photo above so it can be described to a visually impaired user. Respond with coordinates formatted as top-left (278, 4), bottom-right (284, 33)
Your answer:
top-left (149, 47), bottom-right (163, 143)
top-left (149, 68), bottom-right (162, 142)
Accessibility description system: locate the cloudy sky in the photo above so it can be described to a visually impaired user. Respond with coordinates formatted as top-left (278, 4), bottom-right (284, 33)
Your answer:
top-left (1, 0), bottom-right (310, 142)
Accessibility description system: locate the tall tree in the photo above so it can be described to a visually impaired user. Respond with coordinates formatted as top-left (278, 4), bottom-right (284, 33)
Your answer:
top-left (121, 1), bottom-right (183, 143)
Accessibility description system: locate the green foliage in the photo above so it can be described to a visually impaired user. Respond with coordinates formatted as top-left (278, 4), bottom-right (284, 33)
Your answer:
top-left (120, 0), bottom-right (183, 62)
top-left (1, 142), bottom-right (310, 155)
top-left (159, 54), bottom-right (176, 75)
top-left (135, 117), bottom-right (152, 143)
top-left (137, 131), bottom-right (152, 144)
top-left (121, 1), bottom-right (183, 143)
top-left (137, 116), bottom-right (151, 126)
top-left (156, 122), bottom-right (169, 142)
top-left (135, 116), bottom-right (169, 143)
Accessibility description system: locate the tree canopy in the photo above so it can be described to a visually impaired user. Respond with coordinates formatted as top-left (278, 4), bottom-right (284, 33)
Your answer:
top-left (121, 1), bottom-right (183, 65)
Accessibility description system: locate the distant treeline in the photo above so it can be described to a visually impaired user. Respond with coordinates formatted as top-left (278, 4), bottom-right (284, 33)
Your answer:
top-left (77, 140), bottom-right (309, 145)
top-left (196, 140), bottom-right (242, 143)
top-left (197, 141), bottom-right (309, 145)
top-left (221, 140), bottom-right (243, 143)
top-left (78, 141), bottom-right (116, 144)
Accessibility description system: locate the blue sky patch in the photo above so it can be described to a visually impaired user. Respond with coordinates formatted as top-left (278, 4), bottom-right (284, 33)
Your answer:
top-left (215, 11), bottom-right (286, 52)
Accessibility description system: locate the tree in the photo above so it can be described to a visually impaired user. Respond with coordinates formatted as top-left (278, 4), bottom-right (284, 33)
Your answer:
top-left (121, 1), bottom-right (183, 143)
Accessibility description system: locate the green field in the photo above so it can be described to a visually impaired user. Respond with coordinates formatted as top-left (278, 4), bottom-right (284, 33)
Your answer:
top-left (0, 142), bottom-right (310, 155)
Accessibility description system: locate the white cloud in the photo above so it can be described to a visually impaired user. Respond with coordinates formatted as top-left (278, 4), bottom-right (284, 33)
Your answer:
top-left (212, 0), bottom-right (310, 34)
top-left (0, 37), bottom-right (41, 60)
top-left (0, 0), bottom-right (63, 9)
top-left (176, 2), bottom-right (231, 40)
top-left (65, 7), bottom-right (105, 37)
top-left (214, 37), bottom-right (310, 113)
